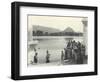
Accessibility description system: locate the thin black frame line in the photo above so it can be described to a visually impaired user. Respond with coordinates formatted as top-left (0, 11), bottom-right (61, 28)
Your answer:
top-left (27, 14), bottom-right (88, 18)
top-left (15, 3), bottom-right (19, 78)
top-left (11, 1), bottom-right (98, 80)
top-left (13, 1), bottom-right (97, 10)
top-left (94, 7), bottom-right (98, 75)
top-left (11, 2), bottom-right (20, 79)
top-left (16, 72), bottom-right (96, 80)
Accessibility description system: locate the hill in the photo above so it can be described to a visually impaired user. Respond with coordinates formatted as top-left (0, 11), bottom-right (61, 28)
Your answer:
top-left (33, 25), bottom-right (60, 33)
top-left (63, 27), bottom-right (74, 33)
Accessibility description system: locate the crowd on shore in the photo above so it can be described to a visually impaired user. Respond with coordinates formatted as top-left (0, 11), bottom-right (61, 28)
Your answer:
top-left (61, 40), bottom-right (86, 64)
top-left (32, 40), bottom-right (86, 65)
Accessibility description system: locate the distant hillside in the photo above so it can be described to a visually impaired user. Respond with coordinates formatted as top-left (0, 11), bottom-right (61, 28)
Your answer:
top-left (32, 25), bottom-right (82, 36)
top-left (33, 25), bottom-right (60, 33)
top-left (63, 27), bottom-right (74, 33)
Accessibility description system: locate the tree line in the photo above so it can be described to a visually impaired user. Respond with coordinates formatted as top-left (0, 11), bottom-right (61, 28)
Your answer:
top-left (32, 30), bottom-right (83, 36)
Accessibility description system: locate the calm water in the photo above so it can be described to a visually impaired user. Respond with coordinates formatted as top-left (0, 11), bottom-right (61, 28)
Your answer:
top-left (28, 36), bottom-right (84, 66)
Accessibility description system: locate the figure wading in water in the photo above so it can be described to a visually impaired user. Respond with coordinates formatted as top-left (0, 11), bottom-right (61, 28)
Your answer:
top-left (46, 50), bottom-right (50, 63)
top-left (61, 51), bottom-right (64, 64)
top-left (34, 52), bottom-right (38, 63)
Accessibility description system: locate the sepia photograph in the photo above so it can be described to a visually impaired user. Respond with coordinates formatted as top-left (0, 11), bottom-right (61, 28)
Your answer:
top-left (27, 15), bottom-right (88, 66)
top-left (11, 2), bottom-right (97, 80)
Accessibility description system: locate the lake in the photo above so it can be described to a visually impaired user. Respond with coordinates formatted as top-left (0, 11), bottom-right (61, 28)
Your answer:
top-left (28, 36), bottom-right (84, 66)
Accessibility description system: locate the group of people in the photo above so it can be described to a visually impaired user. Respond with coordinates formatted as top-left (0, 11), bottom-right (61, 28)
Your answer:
top-left (61, 40), bottom-right (86, 64)
top-left (33, 49), bottom-right (50, 64)
top-left (33, 40), bottom-right (86, 64)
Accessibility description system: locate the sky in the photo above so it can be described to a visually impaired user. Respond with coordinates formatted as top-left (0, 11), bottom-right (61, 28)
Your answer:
top-left (28, 15), bottom-right (87, 32)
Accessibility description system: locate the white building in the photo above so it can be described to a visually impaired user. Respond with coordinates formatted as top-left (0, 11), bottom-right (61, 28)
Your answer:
top-left (82, 18), bottom-right (88, 55)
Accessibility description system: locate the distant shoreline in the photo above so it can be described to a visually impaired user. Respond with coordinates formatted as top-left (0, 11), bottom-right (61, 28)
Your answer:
top-left (32, 36), bottom-right (83, 39)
